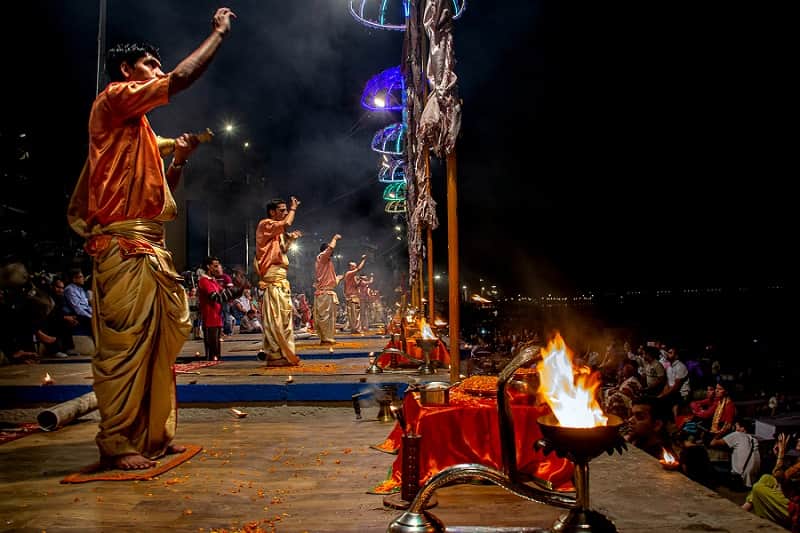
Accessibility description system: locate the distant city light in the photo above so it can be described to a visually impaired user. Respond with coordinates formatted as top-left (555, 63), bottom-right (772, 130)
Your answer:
top-left (243, 141), bottom-right (250, 149)
top-left (289, 242), bottom-right (300, 253)
top-left (394, 225), bottom-right (402, 232)
top-left (224, 123), bottom-right (234, 133)
top-left (373, 95), bottom-right (386, 108)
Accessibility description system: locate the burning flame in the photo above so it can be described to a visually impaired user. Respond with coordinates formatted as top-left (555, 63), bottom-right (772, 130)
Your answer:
top-left (470, 294), bottom-right (492, 303)
top-left (42, 372), bottom-right (54, 385)
top-left (434, 318), bottom-right (448, 327)
top-left (660, 448), bottom-right (678, 464)
top-left (418, 318), bottom-right (436, 340)
top-left (535, 333), bottom-right (607, 428)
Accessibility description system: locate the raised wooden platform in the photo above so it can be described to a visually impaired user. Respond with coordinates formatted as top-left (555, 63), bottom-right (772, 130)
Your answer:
top-left (0, 332), bottom-right (448, 407)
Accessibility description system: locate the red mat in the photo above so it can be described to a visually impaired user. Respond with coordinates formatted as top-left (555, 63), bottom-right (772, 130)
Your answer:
top-left (0, 423), bottom-right (40, 445)
top-left (61, 444), bottom-right (202, 483)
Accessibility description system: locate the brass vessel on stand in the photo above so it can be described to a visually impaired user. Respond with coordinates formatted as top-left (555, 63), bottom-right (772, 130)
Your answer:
top-left (415, 337), bottom-right (438, 375)
top-left (388, 342), bottom-right (625, 533)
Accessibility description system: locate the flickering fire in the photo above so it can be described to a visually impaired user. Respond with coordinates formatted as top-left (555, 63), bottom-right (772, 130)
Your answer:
top-left (42, 373), bottom-right (54, 385)
top-left (660, 448), bottom-right (679, 468)
top-left (434, 318), bottom-right (448, 327)
top-left (470, 294), bottom-right (492, 303)
top-left (418, 318), bottom-right (436, 340)
top-left (536, 333), bottom-right (607, 428)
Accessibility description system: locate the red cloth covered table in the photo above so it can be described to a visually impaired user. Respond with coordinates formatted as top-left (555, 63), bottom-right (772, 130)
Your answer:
top-left (376, 337), bottom-right (450, 368)
top-left (376, 390), bottom-right (574, 491)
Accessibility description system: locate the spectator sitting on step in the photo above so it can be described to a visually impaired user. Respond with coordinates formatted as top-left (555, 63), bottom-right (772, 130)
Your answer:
top-left (624, 396), bottom-right (673, 460)
top-left (63, 269), bottom-right (92, 337)
top-left (240, 309), bottom-right (263, 333)
top-left (690, 384), bottom-right (717, 422)
top-left (35, 277), bottom-right (80, 358)
top-left (742, 432), bottom-right (800, 530)
top-left (605, 360), bottom-right (643, 419)
top-left (709, 419), bottom-right (761, 490)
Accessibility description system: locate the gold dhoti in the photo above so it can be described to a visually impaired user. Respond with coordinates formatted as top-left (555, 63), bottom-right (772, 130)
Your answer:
top-left (313, 289), bottom-right (338, 343)
top-left (260, 265), bottom-right (299, 365)
top-left (346, 297), bottom-right (361, 333)
top-left (90, 219), bottom-right (190, 459)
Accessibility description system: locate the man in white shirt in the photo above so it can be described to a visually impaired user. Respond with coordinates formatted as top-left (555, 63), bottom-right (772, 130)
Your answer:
top-left (710, 420), bottom-right (760, 488)
top-left (659, 347), bottom-right (690, 416)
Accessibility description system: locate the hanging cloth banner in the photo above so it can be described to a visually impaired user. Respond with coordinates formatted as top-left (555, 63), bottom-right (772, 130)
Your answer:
top-left (402, 0), bottom-right (429, 283)
top-left (419, 0), bottom-right (462, 158)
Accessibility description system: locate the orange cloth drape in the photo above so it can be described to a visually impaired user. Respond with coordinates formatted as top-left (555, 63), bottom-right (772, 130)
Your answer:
top-left (377, 337), bottom-right (450, 367)
top-left (379, 392), bottom-right (574, 490)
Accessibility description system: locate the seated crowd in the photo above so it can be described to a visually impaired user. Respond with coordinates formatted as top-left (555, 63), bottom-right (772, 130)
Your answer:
top-left (0, 265), bottom-right (94, 364)
top-left (595, 339), bottom-right (800, 531)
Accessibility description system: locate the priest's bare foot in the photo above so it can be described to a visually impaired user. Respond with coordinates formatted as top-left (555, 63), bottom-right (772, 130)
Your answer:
top-left (166, 444), bottom-right (187, 455)
top-left (114, 453), bottom-right (155, 470)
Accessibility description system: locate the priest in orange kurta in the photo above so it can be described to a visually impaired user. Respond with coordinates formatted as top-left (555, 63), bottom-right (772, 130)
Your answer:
top-left (67, 8), bottom-right (236, 470)
top-left (254, 197), bottom-right (302, 366)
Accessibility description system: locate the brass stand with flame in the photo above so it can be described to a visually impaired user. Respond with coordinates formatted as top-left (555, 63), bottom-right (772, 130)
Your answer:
top-left (536, 414), bottom-right (625, 532)
top-left (388, 335), bottom-right (626, 533)
top-left (415, 319), bottom-right (439, 375)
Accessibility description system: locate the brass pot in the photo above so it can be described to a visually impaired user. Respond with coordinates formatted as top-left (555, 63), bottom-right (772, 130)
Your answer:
top-left (419, 381), bottom-right (451, 406)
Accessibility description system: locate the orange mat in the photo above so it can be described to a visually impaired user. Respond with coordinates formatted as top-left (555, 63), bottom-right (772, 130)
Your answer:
top-left (257, 362), bottom-right (339, 375)
top-left (174, 360), bottom-right (221, 373)
top-left (296, 341), bottom-right (369, 351)
top-left (61, 444), bottom-right (202, 483)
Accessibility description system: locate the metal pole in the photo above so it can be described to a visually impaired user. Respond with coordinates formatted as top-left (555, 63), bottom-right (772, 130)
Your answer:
top-left (427, 226), bottom-right (434, 323)
top-left (418, 270), bottom-right (425, 315)
top-left (447, 150), bottom-right (460, 383)
top-left (244, 219), bottom-right (250, 274)
top-left (95, 0), bottom-right (107, 95)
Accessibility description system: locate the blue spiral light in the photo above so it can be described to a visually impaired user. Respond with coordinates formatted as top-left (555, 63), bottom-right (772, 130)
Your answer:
top-left (371, 123), bottom-right (406, 155)
top-left (349, 0), bottom-right (466, 31)
top-left (378, 156), bottom-right (407, 183)
top-left (362, 66), bottom-right (405, 112)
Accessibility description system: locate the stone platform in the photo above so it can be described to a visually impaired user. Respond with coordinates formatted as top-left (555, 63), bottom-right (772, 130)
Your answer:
top-left (0, 406), bottom-right (786, 533)
top-left (0, 333), bottom-right (789, 532)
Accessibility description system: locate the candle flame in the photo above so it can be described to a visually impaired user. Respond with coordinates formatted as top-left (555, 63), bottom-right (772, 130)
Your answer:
top-left (660, 448), bottom-right (678, 464)
top-left (536, 332), bottom-right (607, 428)
top-left (418, 318), bottom-right (436, 340)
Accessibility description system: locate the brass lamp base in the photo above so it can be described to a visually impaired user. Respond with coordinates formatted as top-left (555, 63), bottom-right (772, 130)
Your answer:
top-left (417, 362), bottom-right (437, 375)
top-left (377, 400), bottom-right (395, 422)
top-left (552, 508), bottom-right (618, 533)
top-left (383, 493), bottom-right (438, 511)
top-left (366, 361), bottom-right (384, 374)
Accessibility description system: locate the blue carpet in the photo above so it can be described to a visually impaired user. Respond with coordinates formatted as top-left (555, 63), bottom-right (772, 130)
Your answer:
top-left (1, 381), bottom-right (410, 407)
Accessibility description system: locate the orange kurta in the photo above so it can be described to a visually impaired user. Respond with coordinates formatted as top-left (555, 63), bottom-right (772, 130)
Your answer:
top-left (68, 76), bottom-right (172, 254)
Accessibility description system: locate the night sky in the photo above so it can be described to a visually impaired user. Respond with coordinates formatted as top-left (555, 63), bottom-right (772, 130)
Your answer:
top-left (3, 1), bottom-right (792, 295)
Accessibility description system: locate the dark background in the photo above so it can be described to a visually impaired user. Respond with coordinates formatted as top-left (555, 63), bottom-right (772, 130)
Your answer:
top-left (2, 0), bottom-right (793, 295)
